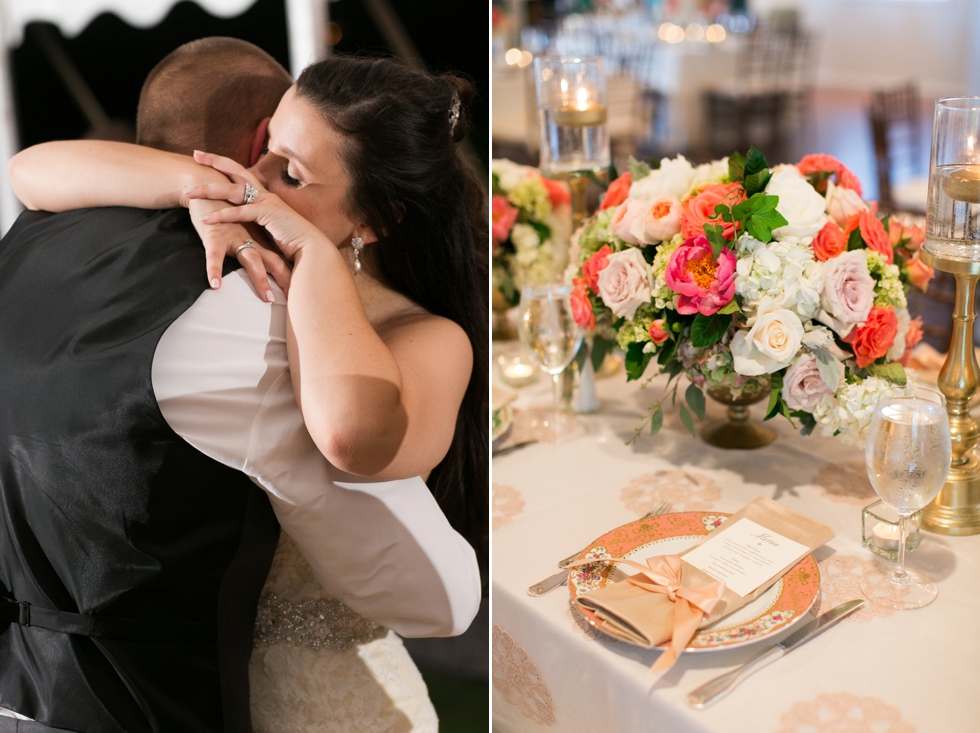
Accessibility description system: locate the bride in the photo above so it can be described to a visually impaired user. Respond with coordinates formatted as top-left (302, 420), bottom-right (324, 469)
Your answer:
top-left (9, 52), bottom-right (487, 732)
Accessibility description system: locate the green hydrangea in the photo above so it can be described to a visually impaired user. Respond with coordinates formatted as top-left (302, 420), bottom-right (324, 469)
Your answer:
top-left (615, 304), bottom-right (656, 350)
top-left (508, 177), bottom-right (551, 221)
top-left (651, 234), bottom-right (683, 310)
top-left (577, 207), bottom-right (619, 260)
top-left (866, 250), bottom-right (907, 309)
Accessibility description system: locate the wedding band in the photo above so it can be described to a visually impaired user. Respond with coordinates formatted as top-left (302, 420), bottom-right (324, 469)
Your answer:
top-left (243, 182), bottom-right (258, 205)
top-left (236, 240), bottom-right (255, 255)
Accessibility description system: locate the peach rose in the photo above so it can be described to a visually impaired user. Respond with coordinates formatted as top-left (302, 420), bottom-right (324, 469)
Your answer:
top-left (601, 172), bottom-right (632, 210)
top-left (492, 195), bottom-right (518, 245)
top-left (539, 176), bottom-right (571, 208)
top-left (582, 244), bottom-right (612, 292)
top-left (611, 200), bottom-right (643, 245)
top-left (811, 220), bottom-right (847, 262)
top-left (649, 319), bottom-right (670, 345)
top-left (900, 316), bottom-right (924, 367)
top-left (845, 210), bottom-right (893, 264)
top-left (680, 182), bottom-right (745, 240)
top-left (845, 306), bottom-right (898, 369)
top-left (570, 277), bottom-right (595, 331)
top-left (906, 251), bottom-right (935, 292)
top-left (630, 193), bottom-right (683, 244)
top-left (796, 153), bottom-right (863, 196)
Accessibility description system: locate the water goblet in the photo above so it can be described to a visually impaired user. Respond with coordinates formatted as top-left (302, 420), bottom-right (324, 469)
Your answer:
top-left (861, 390), bottom-right (951, 609)
top-left (517, 284), bottom-right (584, 441)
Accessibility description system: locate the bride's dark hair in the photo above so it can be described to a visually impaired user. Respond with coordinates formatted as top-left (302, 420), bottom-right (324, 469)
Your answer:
top-left (296, 56), bottom-right (488, 552)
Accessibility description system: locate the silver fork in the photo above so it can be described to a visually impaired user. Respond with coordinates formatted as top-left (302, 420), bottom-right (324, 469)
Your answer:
top-left (526, 501), bottom-right (672, 597)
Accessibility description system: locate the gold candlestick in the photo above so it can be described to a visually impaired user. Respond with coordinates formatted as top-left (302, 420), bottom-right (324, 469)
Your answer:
top-left (919, 247), bottom-right (980, 535)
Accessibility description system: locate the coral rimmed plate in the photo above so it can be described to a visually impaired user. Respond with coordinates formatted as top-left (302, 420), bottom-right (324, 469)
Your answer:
top-left (568, 512), bottom-right (820, 652)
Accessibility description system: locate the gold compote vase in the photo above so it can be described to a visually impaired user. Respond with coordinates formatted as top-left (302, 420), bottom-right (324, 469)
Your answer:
top-left (703, 376), bottom-right (775, 450)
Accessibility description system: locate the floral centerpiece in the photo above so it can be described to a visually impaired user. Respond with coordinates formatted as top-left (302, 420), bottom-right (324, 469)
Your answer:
top-left (492, 159), bottom-right (573, 309)
top-left (567, 149), bottom-right (934, 444)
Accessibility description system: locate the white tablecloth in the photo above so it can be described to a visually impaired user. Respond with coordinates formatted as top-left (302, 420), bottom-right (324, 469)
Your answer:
top-left (491, 352), bottom-right (980, 733)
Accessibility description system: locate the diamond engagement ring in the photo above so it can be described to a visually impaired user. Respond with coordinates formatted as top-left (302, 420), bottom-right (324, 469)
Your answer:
top-left (236, 240), bottom-right (255, 255)
top-left (242, 182), bottom-right (258, 205)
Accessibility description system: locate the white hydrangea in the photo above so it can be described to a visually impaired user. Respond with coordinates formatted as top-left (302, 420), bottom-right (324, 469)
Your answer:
top-left (650, 233), bottom-right (683, 310)
top-left (510, 223), bottom-right (541, 252)
top-left (734, 234), bottom-right (824, 321)
top-left (492, 158), bottom-right (534, 192)
top-left (866, 250), bottom-right (907, 309)
top-left (685, 157), bottom-right (729, 198)
top-left (813, 376), bottom-right (910, 445)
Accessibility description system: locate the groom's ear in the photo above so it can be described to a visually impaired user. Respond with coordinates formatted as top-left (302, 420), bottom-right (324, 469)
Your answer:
top-left (249, 118), bottom-right (271, 168)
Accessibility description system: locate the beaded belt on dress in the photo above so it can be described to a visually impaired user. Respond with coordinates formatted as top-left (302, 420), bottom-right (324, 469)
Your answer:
top-left (253, 593), bottom-right (387, 651)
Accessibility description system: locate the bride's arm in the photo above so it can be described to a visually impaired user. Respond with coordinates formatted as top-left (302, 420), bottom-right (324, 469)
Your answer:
top-left (8, 140), bottom-right (226, 212)
top-left (8, 141), bottom-right (289, 297)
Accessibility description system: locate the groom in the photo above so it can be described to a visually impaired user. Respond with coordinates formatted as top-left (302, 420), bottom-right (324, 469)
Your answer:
top-left (0, 38), bottom-right (479, 733)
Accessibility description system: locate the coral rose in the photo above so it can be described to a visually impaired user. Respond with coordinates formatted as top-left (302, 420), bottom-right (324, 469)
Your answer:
top-left (601, 172), bottom-right (632, 210)
top-left (539, 175), bottom-right (571, 208)
top-left (845, 306), bottom-right (898, 368)
top-left (811, 220), bottom-right (847, 262)
top-left (582, 244), bottom-right (612, 292)
top-left (900, 316), bottom-right (924, 367)
top-left (796, 153), bottom-right (863, 196)
top-left (649, 318), bottom-right (669, 345)
top-left (630, 193), bottom-right (683, 244)
top-left (570, 277), bottom-right (595, 331)
top-left (858, 210), bottom-right (893, 264)
top-left (665, 234), bottom-right (737, 316)
top-left (906, 251), bottom-right (935, 292)
top-left (680, 182), bottom-right (745, 240)
top-left (492, 195), bottom-right (518, 245)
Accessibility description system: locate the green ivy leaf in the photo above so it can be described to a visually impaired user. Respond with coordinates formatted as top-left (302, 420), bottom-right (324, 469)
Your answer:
top-left (628, 155), bottom-right (652, 180)
top-left (743, 168), bottom-right (772, 197)
top-left (529, 220), bottom-right (552, 243)
top-left (685, 383), bottom-right (706, 420)
top-left (625, 342), bottom-right (654, 381)
top-left (578, 169), bottom-right (609, 191)
top-left (847, 227), bottom-right (864, 251)
top-left (712, 203), bottom-right (734, 224)
top-left (728, 151), bottom-right (747, 183)
top-left (741, 194), bottom-right (788, 243)
top-left (690, 313), bottom-right (732, 348)
top-left (608, 161), bottom-right (618, 181)
top-left (650, 407), bottom-right (664, 436)
top-left (744, 147), bottom-right (770, 178)
top-left (868, 362), bottom-right (908, 386)
top-left (765, 372), bottom-right (784, 420)
top-left (679, 404), bottom-right (696, 437)
top-left (704, 224), bottom-right (728, 258)
top-left (717, 298), bottom-right (742, 315)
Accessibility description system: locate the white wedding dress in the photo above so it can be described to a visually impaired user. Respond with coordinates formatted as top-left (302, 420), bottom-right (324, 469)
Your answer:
top-left (249, 533), bottom-right (439, 733)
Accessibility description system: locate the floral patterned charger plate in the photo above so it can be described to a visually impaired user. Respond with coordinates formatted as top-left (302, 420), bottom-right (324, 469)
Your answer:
top-left (568, 512), bottom-right (820, 652)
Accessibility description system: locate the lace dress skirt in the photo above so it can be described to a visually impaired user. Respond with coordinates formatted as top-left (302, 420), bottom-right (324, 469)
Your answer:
top-left (249, 534), bottom-right (438, 733)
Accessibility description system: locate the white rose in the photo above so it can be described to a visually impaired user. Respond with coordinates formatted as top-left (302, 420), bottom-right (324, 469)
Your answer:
top-left (766, 166), bottom-right (829, 241)
top-left (510, 223), bottom-right (540, 252)
top-left (731, 300), bottom-right (805, 375)
top-left (629, 155), bottom-right (695, 201)
top-left (782, 353), bottom-right (834, 412)
top-left (596, 247), bottom-right (653, 320)
top-left (492, 158), bottom-right (533, 192)
top-left (825, 180), bottom-right (868, 227)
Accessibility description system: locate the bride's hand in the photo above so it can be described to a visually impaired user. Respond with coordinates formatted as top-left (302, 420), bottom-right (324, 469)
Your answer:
top-left (185, 151), bottom-right (330, 261)
top-left (187, 198), bottom-right (290, 301)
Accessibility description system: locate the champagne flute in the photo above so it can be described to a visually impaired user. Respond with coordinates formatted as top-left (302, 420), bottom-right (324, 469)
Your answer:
top-left (862, 391), bottom-right (951, 609)
top-left (518, 284), bottom-right (584, 441)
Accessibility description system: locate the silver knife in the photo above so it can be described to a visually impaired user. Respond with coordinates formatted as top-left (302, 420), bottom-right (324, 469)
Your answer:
top-left (687, 599), bottom-right (865, 708)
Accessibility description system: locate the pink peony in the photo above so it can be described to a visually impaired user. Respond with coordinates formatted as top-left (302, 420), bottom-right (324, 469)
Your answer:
top-left (570, 277), bottom-right (595, 331)
top-left (611, 200), bottom-right (643, 245)
top-left (649, 318), bottom-right (670, 345)
top-left (811, 220), bottom-right (847, 262)
top-left (582, 244), bottom-right (612, 292)
top-left (781, 353), bottom-right (833, 412)
top-left (796, 153), bottom-right (863, 196)
top-left (665, 235), bottom-right (736, 316)
top-left (492, 195), bottom-right (518, 245)
top-left (630, 193), bottom-right (683, 244)
top-left (680, 182), bottom-right (745, 241)
top-left (906, 251), bottom-right (935, 292)
top-left (845, 306), bottom-right (898, 369)
top-left (601, 172), bottom-right (632, 210)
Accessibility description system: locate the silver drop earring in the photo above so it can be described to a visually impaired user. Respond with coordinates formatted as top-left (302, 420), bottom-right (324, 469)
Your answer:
top-left (351, 235), bottom-right (364, 273)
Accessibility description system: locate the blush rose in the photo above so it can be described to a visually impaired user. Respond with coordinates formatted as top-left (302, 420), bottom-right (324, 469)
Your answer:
top-left (781, 353), bottom-right (833, 411)
top-left (596, 247), bottom-right (653, 320)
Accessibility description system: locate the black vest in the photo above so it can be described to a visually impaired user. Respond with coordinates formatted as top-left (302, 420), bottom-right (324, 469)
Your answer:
top-left (0, 208), bottom-right (279, 733)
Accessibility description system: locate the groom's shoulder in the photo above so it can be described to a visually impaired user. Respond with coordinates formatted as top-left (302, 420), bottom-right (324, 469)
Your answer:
top-left (3, 206), bottom-right (194, 243)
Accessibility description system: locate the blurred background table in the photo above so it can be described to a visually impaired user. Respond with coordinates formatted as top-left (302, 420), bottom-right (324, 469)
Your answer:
top-left (491, 349), bottom-right (980, 732)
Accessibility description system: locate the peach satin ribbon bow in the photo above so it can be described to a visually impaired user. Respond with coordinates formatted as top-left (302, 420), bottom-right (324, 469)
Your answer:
top-left (577, 554), bottom-right (725, 672)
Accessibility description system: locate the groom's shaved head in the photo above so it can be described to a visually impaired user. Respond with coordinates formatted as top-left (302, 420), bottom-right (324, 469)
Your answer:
top-left (137, 37), bottom-right (292, 165)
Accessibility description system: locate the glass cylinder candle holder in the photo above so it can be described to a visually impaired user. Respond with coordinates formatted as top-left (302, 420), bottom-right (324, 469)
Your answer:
top-left (862, 500), bottom-right (921, 561)
top-left (925, 97), bottom-right (980, 262)
top-left (533, 55), bottom-right (610, 180)
top-left (496, 347), bottom-right (540, 388)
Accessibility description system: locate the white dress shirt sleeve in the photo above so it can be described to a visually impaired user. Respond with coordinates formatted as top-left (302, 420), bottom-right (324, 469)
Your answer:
top-left (151, 270), bottom-right (480, 637)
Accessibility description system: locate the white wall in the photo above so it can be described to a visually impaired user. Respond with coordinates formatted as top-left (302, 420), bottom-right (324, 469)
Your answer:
top-left (750, 0), bottom-right (976, 98)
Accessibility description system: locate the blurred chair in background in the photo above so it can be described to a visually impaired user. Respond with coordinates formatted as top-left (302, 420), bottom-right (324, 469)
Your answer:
top-left (870, 81), bottom-right (928, 215)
